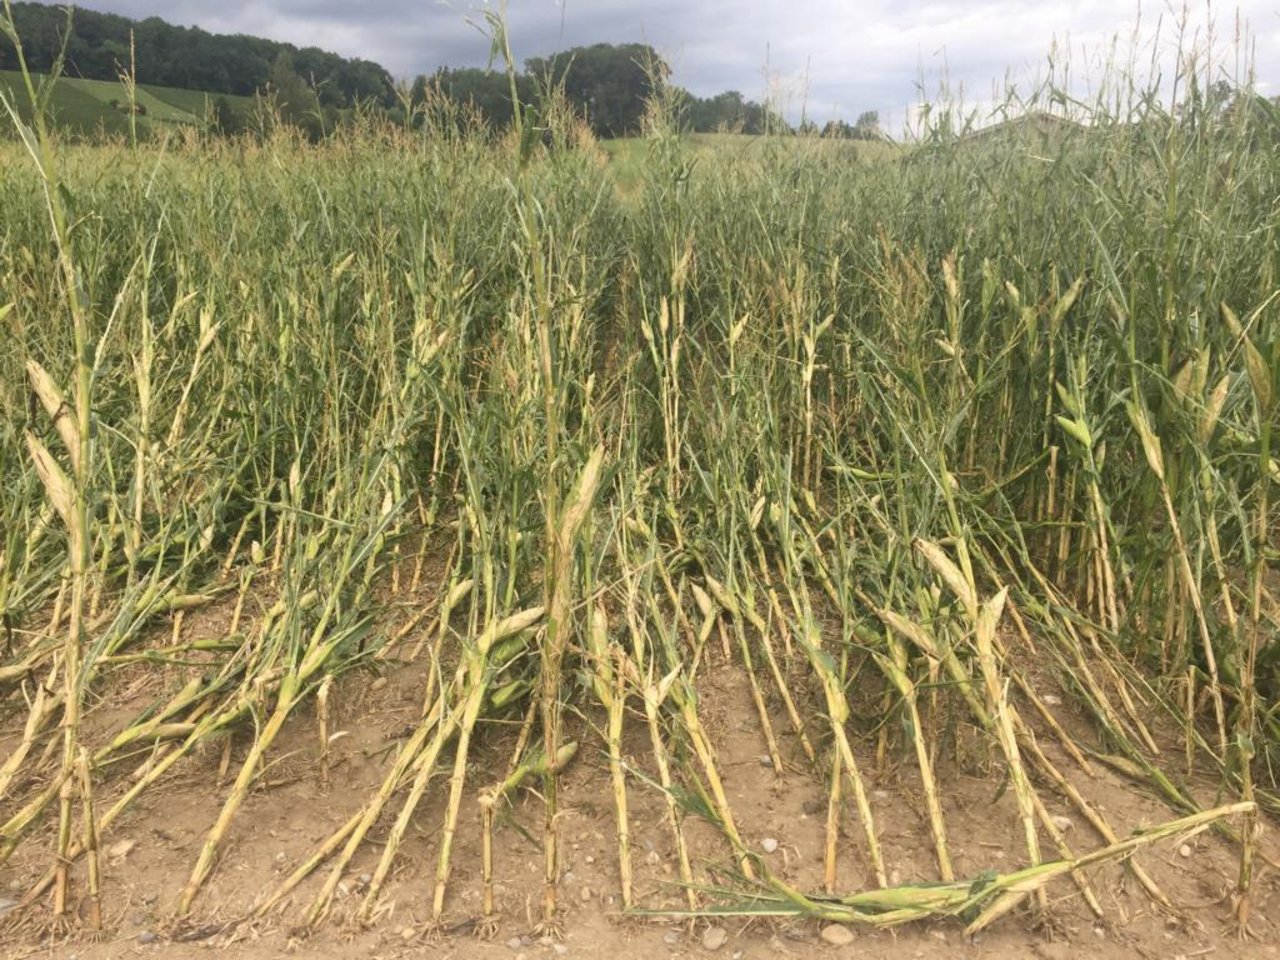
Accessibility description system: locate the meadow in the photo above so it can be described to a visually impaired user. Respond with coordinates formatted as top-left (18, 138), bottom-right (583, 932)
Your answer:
top-left (1, 27), bottom-right (1278, 954)
top-left (0, 68), bottom-right (251, 136)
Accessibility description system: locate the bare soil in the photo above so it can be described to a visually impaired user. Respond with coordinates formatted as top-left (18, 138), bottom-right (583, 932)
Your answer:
top-left (3, 603), bottom-right (1279, 960)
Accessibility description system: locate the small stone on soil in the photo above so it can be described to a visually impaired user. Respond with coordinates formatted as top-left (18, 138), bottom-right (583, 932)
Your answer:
top-left (1031, 944), bottom-right (1072, 960)
top-left (553, 946), bottom-right (569, 957)
top-left (761, 837), bottom-right (779, 854)
top-left (1178, 844), bottom-right (1192, 858)
top-left (107, 839), bottom-right (136, 860)
top-left (820, 924), bottom-right (854, 946)
top-left (664, 931), bottom-right (681, 945)
top-left (400, 927), bottom-right (416, 941)
top-left (137, 931), bottom-right (158, 945)
top-left (1051, 815), bottom-right (1073, 832)
top-left (702, 925), bottom-right (729, 951)
top-left (508, 936), bottom-right (525, 950)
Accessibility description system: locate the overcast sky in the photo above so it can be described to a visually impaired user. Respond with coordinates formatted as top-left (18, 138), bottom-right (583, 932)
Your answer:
top-left (67, 1), bottom-right (1279, 128)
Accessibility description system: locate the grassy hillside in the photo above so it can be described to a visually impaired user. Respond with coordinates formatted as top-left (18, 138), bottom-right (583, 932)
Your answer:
top-left (0, 70), bottom-right (252, 135)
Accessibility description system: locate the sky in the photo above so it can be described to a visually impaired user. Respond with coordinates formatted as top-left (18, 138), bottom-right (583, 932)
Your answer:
top-left (67, 1), bottom-right (1280, 129)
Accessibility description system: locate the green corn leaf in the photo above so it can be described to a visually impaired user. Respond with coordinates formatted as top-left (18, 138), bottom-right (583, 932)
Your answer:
top-left (1055, 415), bottom-right (1092, 451)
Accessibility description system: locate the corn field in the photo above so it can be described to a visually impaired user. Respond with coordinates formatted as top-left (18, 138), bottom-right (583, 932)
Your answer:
top-left (1, 10), bottom-right (1278, 950)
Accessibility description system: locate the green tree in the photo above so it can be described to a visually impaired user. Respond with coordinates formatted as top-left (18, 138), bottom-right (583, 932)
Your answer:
top-left (1, 1), bottom-right (393, 106)
top-left (680, 88), bottom-right (788, 134)
top-left (525, 43), bottom-right (664, 137)
top-left (823, 113), bottom-right (881, 140)
top-left (822, 118), bottom-right (853, 139)
top-left (207, 94), bottom-right (243, 136)
top-left (432, 67), bottom-right (533, 130)
top-left (266, 51), bottom-right (323, 138)
top-left (854, 109), bottom-right (881, 139)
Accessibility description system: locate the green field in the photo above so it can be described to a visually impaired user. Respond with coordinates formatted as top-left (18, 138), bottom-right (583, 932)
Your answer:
top-left (0, 69), bottom-right (252, 135)
top-left (600, 130), bottom-right (903, 189)
top-left (2, 47), bottom-right (1278, 955)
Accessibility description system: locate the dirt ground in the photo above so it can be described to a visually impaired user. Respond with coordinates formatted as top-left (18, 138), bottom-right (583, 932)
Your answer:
top-left (3, 606), bottom-right (1279, 960)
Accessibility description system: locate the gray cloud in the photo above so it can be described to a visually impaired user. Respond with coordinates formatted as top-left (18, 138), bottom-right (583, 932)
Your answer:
top-left (66, 0), bottom-right (1280, 126)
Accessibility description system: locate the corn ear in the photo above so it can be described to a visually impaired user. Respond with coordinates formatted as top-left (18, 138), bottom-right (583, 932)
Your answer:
top-left (25, 432), bottom-right (74, 527)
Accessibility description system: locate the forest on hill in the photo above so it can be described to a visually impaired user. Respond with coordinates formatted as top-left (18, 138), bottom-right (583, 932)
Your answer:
top-left (0, 1), bottom-right (395, 107)
top-left (0, 3), bottom-right (874, 139)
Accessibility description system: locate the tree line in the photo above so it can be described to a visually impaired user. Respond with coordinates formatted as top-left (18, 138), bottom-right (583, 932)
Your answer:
top-left (1, 5), bottom-right (885, 140)
top-left (0, 1), bottom-right (394, 107)
top-left (413, 44), bottom-right (804, 138)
